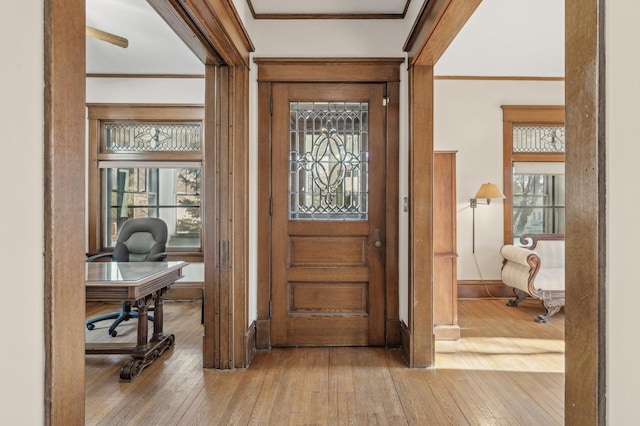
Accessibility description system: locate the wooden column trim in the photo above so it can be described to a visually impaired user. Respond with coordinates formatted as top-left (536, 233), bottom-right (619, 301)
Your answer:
top-left (256, 81), bottom-right (272, 349)
top-left (217, 65), bottom-right (232, 369)
top-left (203, 64), bottom-right (220, 368)
top-left (407, 64), bottom-right (435, 367)
top-left (565, 0), bottom-right (606, 423)
top-left (203, 64), bottom-right (251, 369)
top-left (44, 0), bottom-right (86, 422)
top-left (385, 81), bottom-right (401, 347)
top-left (231, 65), bottom-right (251, 367)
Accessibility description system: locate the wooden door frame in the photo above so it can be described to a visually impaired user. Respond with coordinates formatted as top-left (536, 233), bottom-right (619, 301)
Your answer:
top-left (45, 0), bottom-right (604, 422)
top-left (403, 0), bottom-right (605, 422)
top-left (254, 58), bottom-right (403, 349)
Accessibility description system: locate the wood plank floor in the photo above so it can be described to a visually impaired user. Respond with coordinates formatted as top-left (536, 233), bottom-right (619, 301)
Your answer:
top-left (85, 298), bottom-right (564, 425)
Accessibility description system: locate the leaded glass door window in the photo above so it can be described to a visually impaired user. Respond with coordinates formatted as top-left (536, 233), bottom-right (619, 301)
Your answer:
top-left (290, 102), bottom-right (369, 220)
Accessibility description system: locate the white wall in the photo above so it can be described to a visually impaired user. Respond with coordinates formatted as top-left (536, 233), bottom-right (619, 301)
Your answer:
top-left (250, 19), bottom-right (408, 57)
top-left (86, 77), bottom-right (204, 104)
top-left (607, 2), bottom-right (640, 423)
top-left (0, 1), bottom-right (44, 424)
top-left (434, 79), bottom-right (565, 280)
top-left (436, 0), bottom-right (564, 77)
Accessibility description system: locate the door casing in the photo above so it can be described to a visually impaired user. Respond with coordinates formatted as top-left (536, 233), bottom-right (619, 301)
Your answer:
top-left (255, 58), bottom-right (403, 349)
top-left (270, 82), bottom-right (387, 347)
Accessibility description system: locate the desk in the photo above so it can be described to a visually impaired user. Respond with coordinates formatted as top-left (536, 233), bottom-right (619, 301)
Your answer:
top-left (85, 261), bottom-right (188, 381)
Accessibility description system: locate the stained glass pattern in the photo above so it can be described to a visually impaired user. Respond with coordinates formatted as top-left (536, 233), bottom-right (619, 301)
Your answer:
top-left (290, 102), bottom-right (369, 220)
top-left (104, 123), bottom-right (202, 152)
top-left (513, 125), bottom-right (565, 153)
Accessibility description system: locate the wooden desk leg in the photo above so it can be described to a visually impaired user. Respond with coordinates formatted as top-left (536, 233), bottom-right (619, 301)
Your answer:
top-left (120, 291), bottom-right (175, 382)
top-left (136, 298), bottom-right (150, 348)
top-left (152, 288), bottom-right (166, 341)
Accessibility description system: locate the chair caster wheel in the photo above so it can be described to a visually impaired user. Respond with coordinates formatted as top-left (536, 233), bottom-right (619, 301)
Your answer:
top-left (86, 323), bottom-right (95, 330)
top-left (110, 330), bottom-right (118, 337)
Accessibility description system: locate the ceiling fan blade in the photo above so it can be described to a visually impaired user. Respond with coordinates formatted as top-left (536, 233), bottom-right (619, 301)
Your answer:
top-left (86, 26), bottom-right (128, 48)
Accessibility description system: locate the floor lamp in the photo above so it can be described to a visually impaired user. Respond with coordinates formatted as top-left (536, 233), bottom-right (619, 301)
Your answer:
top-left (470, 183), bottom-right (505, 253)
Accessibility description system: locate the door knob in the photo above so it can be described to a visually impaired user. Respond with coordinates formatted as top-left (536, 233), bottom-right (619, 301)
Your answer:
top-left (373, 228), bottom-right (382, 249)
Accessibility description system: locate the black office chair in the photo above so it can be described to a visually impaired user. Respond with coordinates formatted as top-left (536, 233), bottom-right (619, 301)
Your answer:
top-left (86, 217), bottom-right (168, 337)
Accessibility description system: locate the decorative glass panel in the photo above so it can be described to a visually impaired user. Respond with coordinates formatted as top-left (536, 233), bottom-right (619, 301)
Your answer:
top-left (289, 102), bottom-right (369, 220)
top-left (103, 166), bottom-right (201, 248)
top-left (513, 125), bottom-right (565, 153)
top-left (104, 123), bottom-right (202, 152)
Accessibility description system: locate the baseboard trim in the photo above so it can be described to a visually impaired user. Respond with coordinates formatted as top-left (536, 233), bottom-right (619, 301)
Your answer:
top-left (458, 280), bottom-right (514, 299)
top-left (399, 321), bottom-right (411, 366)
top-left (386, 318), bottom-right (401, 348)
top-left (256, 319), bottom-right (271, 349)
top-left (434, 325), bottom-right (460, 341)
top-left (244, 321), bottom-right (257, 367)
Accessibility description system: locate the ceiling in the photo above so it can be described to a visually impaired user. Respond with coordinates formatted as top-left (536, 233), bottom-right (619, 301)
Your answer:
top-left (86, 0), bottom-right (204, 75)
top-left (247, 0), bottom-right (410, 18)
top-left (86, 0), bottom-right (564, 77)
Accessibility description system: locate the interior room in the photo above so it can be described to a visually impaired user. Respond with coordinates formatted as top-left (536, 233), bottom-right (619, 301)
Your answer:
top-left (5, 0), bottom-right (638, 424)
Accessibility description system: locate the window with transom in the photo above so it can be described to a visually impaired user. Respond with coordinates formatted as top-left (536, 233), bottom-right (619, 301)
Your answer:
top-left (87, 104), bottom-right (204, 260)
top-left (502, 106), bottom-right (565, 245)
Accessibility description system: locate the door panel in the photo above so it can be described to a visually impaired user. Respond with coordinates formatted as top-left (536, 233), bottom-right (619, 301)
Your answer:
top-left (289, 282), bottom-right (367, 313)
top-left (289, 236), bottom-right (367, 266)
top-left (271, 82), bottom-right (386, 346)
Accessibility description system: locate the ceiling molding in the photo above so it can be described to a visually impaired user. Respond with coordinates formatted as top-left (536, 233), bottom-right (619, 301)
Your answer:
top-left (254, 57), bottom-right (405, 82)
top-left (149, 0), bottom-right (255, 67)
top-left (434, 75), bottom-right (565, 81)
top-left (404, 0), bottom-right (481, 65)
top-left (86, 73), bottom-right (205, 79)
top-left (247, 0), bottom-right (412, 20)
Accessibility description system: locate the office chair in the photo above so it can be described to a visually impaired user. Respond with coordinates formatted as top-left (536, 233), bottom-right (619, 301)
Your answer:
top-left (86, 217), bottom-right (168, 337)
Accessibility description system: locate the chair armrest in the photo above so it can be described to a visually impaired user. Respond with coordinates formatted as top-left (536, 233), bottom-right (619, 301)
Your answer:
top-left (501, 245), bottom-right (542, 296)
top-left (86, 253), bottom-right (113, 263)
top-left (500, 245), bottom-right (537, 266)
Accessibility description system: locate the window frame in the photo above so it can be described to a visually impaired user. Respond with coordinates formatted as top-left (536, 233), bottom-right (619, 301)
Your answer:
top-left (501, 105), bottom-right (565, 245)
top-left (87, 104), bottom-right (205, 262)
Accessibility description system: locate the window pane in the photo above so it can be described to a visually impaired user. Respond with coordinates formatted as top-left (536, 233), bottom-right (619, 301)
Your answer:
top-left (103, 167), bottom-right (201, 249)
top-left (513, 172), bottom-right (565, 240)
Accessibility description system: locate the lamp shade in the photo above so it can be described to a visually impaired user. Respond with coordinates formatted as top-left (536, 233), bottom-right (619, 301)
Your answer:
top-left (474, 183), bottom-right (505, 200)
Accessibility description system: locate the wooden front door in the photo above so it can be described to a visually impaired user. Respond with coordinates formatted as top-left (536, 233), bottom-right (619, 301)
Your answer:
top-left (270, 83), bottom-right (387, 346)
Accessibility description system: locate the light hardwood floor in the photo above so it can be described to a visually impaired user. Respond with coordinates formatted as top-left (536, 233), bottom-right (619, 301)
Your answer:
top-left (85, 298), bottom-right (564, 425)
